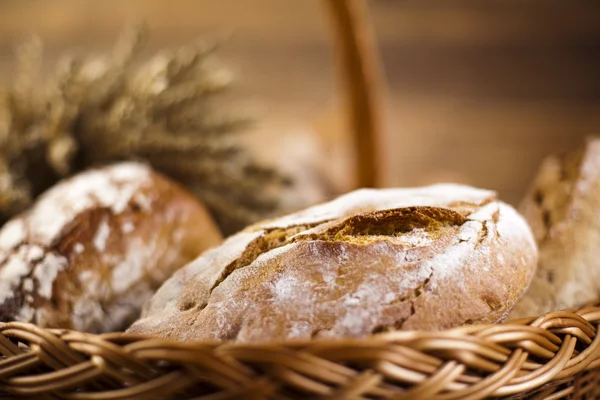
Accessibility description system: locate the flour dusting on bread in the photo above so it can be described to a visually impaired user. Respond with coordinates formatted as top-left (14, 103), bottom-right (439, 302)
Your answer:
top-left (0, 255), bottom-right (29, 303)
top-left (33, 253), bottom-right (68, 299)
top-left (0, 162), bottom-right (222, 333)
top-left (0, 219), bottom-right (26, 250)
top-left (27, 162), bottom-right (152, 245)
top-left (128, 184), bottom-right (537, 342)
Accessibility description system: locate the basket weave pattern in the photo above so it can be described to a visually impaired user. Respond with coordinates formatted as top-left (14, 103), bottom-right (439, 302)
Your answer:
top-left (1, 306), bottom-right (600, 399)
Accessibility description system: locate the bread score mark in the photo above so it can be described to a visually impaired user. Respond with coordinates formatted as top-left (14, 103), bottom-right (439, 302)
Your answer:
top-left (176, 202), bottom-right (507, 338)
top-left (293, 206), bottom-right (467, 244)
top-left (206, 223), bottom-right (327, 300)
top-left (201, 206), bottom-right (470, 310)
top-left (296, 206), bottom-right (470, 334)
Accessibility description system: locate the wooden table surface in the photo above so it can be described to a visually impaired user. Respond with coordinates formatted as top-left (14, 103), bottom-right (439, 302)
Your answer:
top-left (1, 0), bottom-right (599, 205)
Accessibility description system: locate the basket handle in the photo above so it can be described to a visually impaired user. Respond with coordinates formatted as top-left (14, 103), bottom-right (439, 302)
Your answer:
top-left (322, 0), bottom-right (386, 189)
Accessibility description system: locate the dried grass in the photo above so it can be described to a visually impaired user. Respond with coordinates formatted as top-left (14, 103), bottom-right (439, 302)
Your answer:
top-left (0, 24), bottom-right (290, 235)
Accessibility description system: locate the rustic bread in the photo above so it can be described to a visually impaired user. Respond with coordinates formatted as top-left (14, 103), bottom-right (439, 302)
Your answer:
top-left (128, 184), bottom-right (537, 342)
top-left (510, 138), bottom-right (600, 318)
top-left (0, 162), bottom-right (222, 333)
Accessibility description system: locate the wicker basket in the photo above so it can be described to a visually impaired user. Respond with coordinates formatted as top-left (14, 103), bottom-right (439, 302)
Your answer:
top-left (1, 306), bottom-right (600, 399)
top-left (2, 1), bottom-right (597, 399)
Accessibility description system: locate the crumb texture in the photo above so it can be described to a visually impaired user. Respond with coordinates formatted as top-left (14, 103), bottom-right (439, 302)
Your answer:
top-left (128, 183), bottom-right (537, 342)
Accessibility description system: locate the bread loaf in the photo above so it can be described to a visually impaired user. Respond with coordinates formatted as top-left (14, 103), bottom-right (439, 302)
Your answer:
top-left (128, 184), bottom-right (537, 342)
top-left (510, 138), bottom-right (600, 318)
top-left (0, 162), bottom-right (222, 333)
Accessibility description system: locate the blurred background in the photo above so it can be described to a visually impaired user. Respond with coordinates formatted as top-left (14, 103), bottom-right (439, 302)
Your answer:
top-left (1, 0), bottom-right (599, 206)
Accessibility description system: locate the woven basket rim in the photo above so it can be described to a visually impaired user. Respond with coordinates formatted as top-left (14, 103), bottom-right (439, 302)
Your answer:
top-left (1, 303), bottom-right (600, 399)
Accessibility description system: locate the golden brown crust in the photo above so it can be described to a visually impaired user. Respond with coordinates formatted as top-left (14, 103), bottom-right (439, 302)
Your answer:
top-left (0, 162), bottom-right (222, 333)
top-left (510, 138), bottom-right (600, 318)
top-left (128, 184), bottom-right (537, 342)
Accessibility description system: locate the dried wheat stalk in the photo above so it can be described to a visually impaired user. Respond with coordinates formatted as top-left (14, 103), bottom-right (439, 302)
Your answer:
top-left (0, 24), bottom-right (290, 235)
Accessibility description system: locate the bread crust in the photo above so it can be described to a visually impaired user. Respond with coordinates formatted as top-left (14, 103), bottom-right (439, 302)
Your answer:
top-left (0, 162), bottom-right (222, 332)
top-left (510, 138), bottom-right (600, 318)
top-left (128, 184), bottom-right (537, 342)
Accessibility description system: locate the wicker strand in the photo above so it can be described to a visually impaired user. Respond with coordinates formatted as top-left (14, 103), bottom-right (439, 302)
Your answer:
top-left (1, 306), bottom-right (600, 399)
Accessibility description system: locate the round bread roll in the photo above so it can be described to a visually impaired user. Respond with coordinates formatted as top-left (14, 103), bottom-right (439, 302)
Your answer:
top-left (128, 184), bottom-right (537, 342)
top-left (510, 138), bottom-right (600, 318)
top-left (0, 162), bottom-right (222, 333)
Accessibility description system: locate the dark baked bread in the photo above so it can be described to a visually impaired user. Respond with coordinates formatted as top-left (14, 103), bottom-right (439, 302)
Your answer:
top-left (510, 138), bottom-right (600, 318)
top-left (128, 184), bottom-right (537, 342)
top-left (0, 162), bottom-right (222, 333)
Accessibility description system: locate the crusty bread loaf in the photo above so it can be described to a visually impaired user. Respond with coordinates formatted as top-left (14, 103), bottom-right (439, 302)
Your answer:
top-left (510, 138), bottom-right (600, 318)
top-left (0, 162), bottom-right (222, 333)
top-left (128, 184), bottom-right (537, 342)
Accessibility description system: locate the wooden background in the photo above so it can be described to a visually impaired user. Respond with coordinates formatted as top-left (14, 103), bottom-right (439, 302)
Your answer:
top-left (0, 0), bottom-right (599, 205)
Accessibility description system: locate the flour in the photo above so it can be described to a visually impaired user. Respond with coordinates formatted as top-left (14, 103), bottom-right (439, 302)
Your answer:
top-left (109, 162), bottom-right (151, 181)
top-left (33, 253), bottom-right (67, 299)
top-left (272, 274), bottom-right (308, 304)
top-left (574, 139), bottom-right (600, 197)
top-left (27, 162), bottom-right (152, 245)
top-left (93, 219), bottom-right (111, 252)
top-left (132, 193), bottom-right (152, 212)
top-left (26, 246), bottom-right (44, 263)
top-left (22, 278), bottom-right (34, 292)
top-left (457, 221), bottom-right (481, 243)
top-left (71, 297), bottom-right (105, 332)
top-left (111, 238), bottom-right (147, 294)
top-left (79, 271), bottom-right (102, 294)
top-left (0, 246), bottom-right (67, 311)
top-left (73, 243), bottom-right (85, 254)
top-left (287, 320), bottom-right (313, 339)
top-left (494, 203), bottom-right (536, 250)
top-left (390, 228), bottom-right (433, 247)
top-left (0, 255), bottom-right (30, 303)
top-left (335, 308), bottom-right (374, 336)
top-left (121, 222), bottom-right (134, 233)
top-left (0, 219), bottom-right (26, 250)
top-left (467, 202), bottom-right (500, 222)
top-left (342, 281), bottom-right (396, 308)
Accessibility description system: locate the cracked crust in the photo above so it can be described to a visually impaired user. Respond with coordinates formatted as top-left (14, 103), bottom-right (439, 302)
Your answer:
top-left (510, 138), bottom-right (600, 318)
top-left (127, 184), bottom-right (537, 342)
top-left (0, 162), bottom-right (222, 333)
